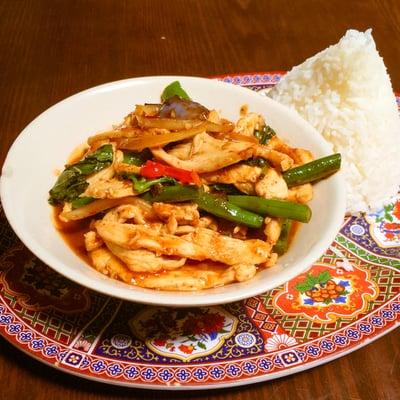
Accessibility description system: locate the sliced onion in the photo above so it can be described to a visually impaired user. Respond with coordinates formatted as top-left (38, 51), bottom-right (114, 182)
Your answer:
top-left (134, 104), bottom-right (161, 117)
top-left (137, 116), bottom-right (203, 131)
top-left (115, 122), bottom-right (209, 150)
top-left (60, 197), bottom-right (141, 221)
top-left (215, 132), bottom-right (259, 143)
top-left (88, 128), bottom-right (141, 146)
top-left (137, 116), bottom-right (233, 133)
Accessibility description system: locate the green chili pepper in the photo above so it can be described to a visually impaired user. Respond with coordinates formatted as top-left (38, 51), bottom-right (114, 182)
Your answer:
top-left (227, 195), bottom-right (311, 223)
top-left (283, 153), bottom-right (341, 187)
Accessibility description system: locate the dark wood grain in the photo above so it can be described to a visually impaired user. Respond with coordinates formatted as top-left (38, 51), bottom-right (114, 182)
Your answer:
top-left (0, 0), bottom-right (399, 399)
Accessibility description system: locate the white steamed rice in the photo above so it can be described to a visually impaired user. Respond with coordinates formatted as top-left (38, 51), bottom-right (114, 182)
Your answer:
top-left (269, 29), bottom-right (400, 214)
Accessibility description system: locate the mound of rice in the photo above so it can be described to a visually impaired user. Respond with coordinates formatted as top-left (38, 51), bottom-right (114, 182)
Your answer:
top-left (269, 29), bottom-right (400, 214)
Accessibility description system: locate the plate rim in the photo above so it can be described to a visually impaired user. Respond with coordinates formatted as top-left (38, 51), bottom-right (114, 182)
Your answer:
top-left (0, 72), bottom-right (398, 390)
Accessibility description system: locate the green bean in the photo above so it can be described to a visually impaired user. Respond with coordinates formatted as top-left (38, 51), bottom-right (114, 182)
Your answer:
top-left (149, 185), bottom-right (264, 228)
top-left (149, 185), bottom-right (199, 203)
top-left (227, 195), bottom-right (311, 223)
top-left (283, 153), bottom-right (341, 187)
top-left (273, 219), bottom-right (292, 255)
top-left (196, 191), bottom-right (264, 229)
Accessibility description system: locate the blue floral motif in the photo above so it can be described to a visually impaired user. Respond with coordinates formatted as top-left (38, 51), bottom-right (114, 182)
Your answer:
top-left (0, 315), bottom-right (12, 324)
top-left (371, 316), bottom-right (383, 326)
top-left (381, 310), bottom-right (395, 319)
top-left (226, 364), bottom-right (241, 376)
top-left (258, 358), bottom-right (272, 371)
top-left (273, 355), bottom-right (283, 366)
top-left (359, 323), bottom-right (372, 333)
top-left (175, 369), bottom-right (190, 381)
top-left (243, 362), bottom-right (257, 374)
top-left (334, 296), bottom-right (347, 304)
top-left (391, 303), bottom-right (400, 312)
top-left (81, 358), bottom-right (90, 368)
top-left (193, 368), bottom-right (208, 380)
top-left (303, 298), bottom-right (314, 305)
top-left (107, 364), bottom-right (123, 376)
top-left (58, 351), bottom-right (68, 361)
top-left (338, 280), bottom-right (350, 287)
top-left (45, 345), bottom-right (58, 356)
top-left (141, 368), bottom-right (156, 381)
top-left (334, 335), bottom-right (348, 345)
top-left (7, 324), bottom-right (22, 334)
top-left (346, 329), bottom-right (360, 340)
top-left (297, 351), bottom-right (306, 361)
top-left (209, 366), bottom-right (224, 379)
top-left (158, 369), bottom-right (173, 382)
top-left (31, 339), bottom-right (45, 349)
top-left (19, 331), bottom-right (33, 342)
top-left (306, 345), bottom-right (320, 357)
top-left (321, 340), bottom-right (334, 351)
top-left (91, 360), bottom-right (106, 373)
top-left (235, 332), bottom-right (256, 348)
top-left (124, 366), bottom-right (139, 379)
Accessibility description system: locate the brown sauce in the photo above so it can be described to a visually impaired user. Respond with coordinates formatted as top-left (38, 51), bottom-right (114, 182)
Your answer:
top-left (52, 206), bottom-right (91, 264)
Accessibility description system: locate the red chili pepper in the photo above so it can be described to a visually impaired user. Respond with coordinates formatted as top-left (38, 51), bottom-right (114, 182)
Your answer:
top-left (140, 160), bottom-right (201, 185)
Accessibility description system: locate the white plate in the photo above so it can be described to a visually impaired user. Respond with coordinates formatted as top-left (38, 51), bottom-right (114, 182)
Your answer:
top-left (0, 76), bottom-right (346, 306)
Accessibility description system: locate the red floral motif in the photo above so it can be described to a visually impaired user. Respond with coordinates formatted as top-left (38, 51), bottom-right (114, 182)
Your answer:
top-left (367, 197), bottom-right (400, 246)
top-left (182, 313), bottom-right (225, 335)
top-left (178, 344), bottom-right (194, 354)
top-left (153, 338), bottom-right (167, 347)
top-left (393, 201), bottom-right (400, 220)
top-left (273, 262), bottom-right (379, 323)
top-left (130, 307), bottom-right (236, 361)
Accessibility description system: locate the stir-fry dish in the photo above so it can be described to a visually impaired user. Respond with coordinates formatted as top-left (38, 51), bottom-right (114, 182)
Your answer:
top-left (49, 81), bottom-right (341, 291)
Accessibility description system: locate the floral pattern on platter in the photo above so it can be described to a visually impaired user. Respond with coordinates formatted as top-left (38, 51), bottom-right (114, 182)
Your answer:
top-left (0, 73), bottom-right (399, 389)
top-left (273, 263), bottom-right (379, 323)
top-left (129, 307), bottom-right (237, 361)
top-left (0, 248), bottom-right (90, 313)
top-left (365, 195), bottom-right (400, 248)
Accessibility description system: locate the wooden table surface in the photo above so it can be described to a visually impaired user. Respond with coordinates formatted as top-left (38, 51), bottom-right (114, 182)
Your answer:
top-left (0, 1), bottom-right (399, 399)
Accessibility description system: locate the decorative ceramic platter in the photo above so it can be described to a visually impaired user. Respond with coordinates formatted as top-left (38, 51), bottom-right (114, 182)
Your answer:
top-left (0, 72), bottom-right (399, 390)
